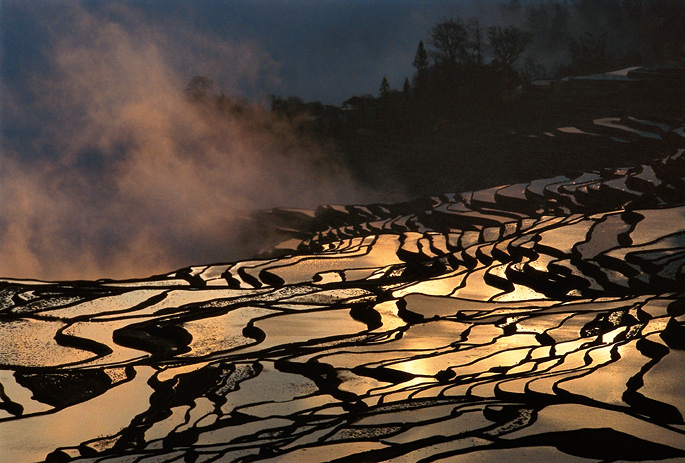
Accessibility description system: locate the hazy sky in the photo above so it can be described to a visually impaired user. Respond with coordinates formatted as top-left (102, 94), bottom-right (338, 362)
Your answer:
top-left (1, 0), bottom-right (513, 104)
top-left (0, 0), bottom-right (527, 280)
top-left (0, 0), bottom-right (668, 280)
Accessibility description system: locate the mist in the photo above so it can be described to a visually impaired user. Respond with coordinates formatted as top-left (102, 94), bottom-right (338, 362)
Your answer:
top-left (0, 3), bottom-right (378, 281)
top-left (2, 0), bottom-right (681, 281)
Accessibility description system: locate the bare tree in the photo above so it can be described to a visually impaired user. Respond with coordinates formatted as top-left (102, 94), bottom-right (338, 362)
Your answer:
top-left (468, 19), bottom-right (484, 65)
top-left (429, 18), bottom-right (470, 65)
top-left (487, 26), bottom-right (533, 67)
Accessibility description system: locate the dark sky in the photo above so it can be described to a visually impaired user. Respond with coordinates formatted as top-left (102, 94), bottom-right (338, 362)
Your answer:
top-left (1, 0), bottom-right (508, 105)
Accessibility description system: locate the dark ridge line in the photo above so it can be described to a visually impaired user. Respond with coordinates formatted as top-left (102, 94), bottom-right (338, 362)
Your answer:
top-left (0, 380), bottom-right (24, 417)
top-left (10, 366), bottom-right (136, 418)
top-left (417, 428), bottom-right (685, 463)
top-left (54, 324), bottom-right (113, 357)
top-left (112, 322), bottom-right (194, 359)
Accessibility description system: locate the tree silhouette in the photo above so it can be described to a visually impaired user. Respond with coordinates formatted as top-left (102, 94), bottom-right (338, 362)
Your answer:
top-left (412, 40), bottom-right (430, 92)
top-left (468, 19), bottom-right (484, 65)
top-left (428, 18), bottom-right (470, 65)
top-left (413, 40), bottom-right (429, 73)
top-left (568, 32), bottom-right (608, 74)
top-left (487, 26), bottom-right (533, 67)
top-left (185, 76), bottom-right (214, 101)
top-left (379, 76), bottom-right (390, 99)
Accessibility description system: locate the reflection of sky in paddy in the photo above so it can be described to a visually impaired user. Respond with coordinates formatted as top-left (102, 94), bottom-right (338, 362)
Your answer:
top-left (0, 367), bottom-right (154, 462)
top-left (2, 136), bottom-right (685, 462)
top-left (505, 403), bottom-right (685, 450)
top-left (264, 235), bottom-right (404, 285)
top-left (630, 206), bottom-right (685, 246)
top-left (181, 306), bottom-right (277, 357)
top-left (0, 318), bottom-right (95, 367)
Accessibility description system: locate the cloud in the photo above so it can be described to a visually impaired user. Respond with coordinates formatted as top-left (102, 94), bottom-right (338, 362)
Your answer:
top-left (0, 2), bottom-right (376, 281)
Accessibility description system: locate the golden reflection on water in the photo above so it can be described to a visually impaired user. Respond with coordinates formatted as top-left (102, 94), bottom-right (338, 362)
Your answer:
top-left (0, 366), bottom-right (154, 462)
top-left (1, 150), bottom-right (683, 462)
